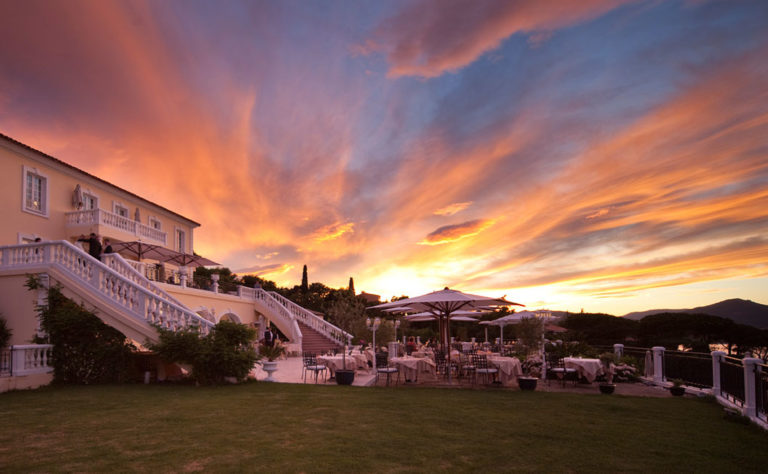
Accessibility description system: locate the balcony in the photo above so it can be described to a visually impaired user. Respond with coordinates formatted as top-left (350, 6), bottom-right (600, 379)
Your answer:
top-left (65, 208), bottom-right (167, 245)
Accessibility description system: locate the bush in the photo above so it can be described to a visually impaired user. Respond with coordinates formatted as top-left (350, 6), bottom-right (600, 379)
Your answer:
top-left (27, 278), bottom-right (135, 384)
top-left (150, 320), bottom-right (259, 385)
top-left (0, 314), bottom-right (11, 349)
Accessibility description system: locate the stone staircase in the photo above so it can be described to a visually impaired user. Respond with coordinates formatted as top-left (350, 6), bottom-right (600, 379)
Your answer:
top-left (297, 321), bottom-right (344, 354)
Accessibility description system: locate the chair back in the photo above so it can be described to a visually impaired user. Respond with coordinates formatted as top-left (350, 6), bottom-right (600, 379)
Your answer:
top-left (303, 352), bottom-right (317, 366)
top-left (474, 354), bottom-right (490, 369)
top-left (376, 352), bottom-right (389, 368)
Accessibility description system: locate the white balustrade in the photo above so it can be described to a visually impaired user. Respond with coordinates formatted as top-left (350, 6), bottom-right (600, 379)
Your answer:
top-left (65, 209), bottom-right (167, 245)
top-left (9, 344), bottom-right (54, 376)
top-left (0, 241), bottom-right (213, 338)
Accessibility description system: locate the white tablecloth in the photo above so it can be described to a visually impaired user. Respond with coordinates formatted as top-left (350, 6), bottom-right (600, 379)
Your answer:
top-left (390, 356), bottom-right (436, 381)
top-left (564, 358), bottom-right (604, 383)
top-left (317, 354), bottom-right (368, 374)
top-left (487, 357), bottom-right (523, 385)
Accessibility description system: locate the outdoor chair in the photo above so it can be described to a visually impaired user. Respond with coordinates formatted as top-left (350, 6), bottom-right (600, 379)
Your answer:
top-left (546, 354), bottom-right (577, 387)
top-left (434, 350), bottom-right (459, 379)
top-left (375, 352), bottom-right (400, 386)
top-left (474, 355), bottom-right (498, 385)
top-left (460, 352), bottom-right (477, 382)
top-left (302, 352), bottom-right (327, 384)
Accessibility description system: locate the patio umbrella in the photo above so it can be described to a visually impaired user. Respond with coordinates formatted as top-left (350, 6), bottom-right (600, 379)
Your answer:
top-left (481, 311), bottom-right (539, 347)
top-left (372, 288), bottom-right (522, 382)
top-left (110, 241), bottom-right (177, 261)
top-left (72, 184), bottom-right (83, 209)
top-left (161, 252), bottom-right (220, 268)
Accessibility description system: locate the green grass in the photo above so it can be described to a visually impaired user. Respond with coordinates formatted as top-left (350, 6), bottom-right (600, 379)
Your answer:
top-left (1, 383), bottom-right (766, 473)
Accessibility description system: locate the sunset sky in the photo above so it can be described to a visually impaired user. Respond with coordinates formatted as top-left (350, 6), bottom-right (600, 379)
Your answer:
top-left (2, 0), bottom-right (767, 315)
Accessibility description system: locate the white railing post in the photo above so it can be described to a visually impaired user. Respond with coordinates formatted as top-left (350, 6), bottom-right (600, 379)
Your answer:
top-left (652, 346), bottom-right (665, 384)
top-left (211, 274), bottom-right (219, 293)
top-left (711, 351), bottom-right (725, 398)
top-left (743, 357), bottom-right (762, 418)
top-left (613, 343), bottom-right (624, 358)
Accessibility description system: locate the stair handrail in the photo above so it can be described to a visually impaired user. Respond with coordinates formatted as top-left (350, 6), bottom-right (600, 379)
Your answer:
top-left (0, 241), bottom-right (214, 336)
top-left (101, 253), bottom-right (186, 308)
top-left (267, 291), bottom-right (350, 346)
top-left (246, 288), bottom-right (301, 341)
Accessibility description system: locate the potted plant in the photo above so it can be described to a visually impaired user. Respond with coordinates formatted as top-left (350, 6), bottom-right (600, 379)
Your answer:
top-left (669, 378), bottom-right (685, 396)
top-left (259, 341), bottom-right (286, 382)
top-left (518, 356), bottom-right (542, 391)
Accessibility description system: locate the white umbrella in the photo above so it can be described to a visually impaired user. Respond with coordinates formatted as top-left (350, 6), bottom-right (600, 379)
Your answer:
top-left (481, 311), bottom-right (539, 347)
top-left (371, 287), bottom-right (523, 382)
top-left (405, 314), bottom-right (479, 322)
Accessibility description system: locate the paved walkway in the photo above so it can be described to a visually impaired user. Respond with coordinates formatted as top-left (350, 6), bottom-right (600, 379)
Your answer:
top-left (251, 357), bottom-right (685, 397)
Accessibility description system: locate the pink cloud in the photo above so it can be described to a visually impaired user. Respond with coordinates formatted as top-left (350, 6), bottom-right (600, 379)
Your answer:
top-left (365, 0), bottom-right (632, 78)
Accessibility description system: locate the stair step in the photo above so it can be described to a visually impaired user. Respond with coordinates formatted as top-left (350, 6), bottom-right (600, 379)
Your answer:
top-left (297, 321), bottom-right (343, 354)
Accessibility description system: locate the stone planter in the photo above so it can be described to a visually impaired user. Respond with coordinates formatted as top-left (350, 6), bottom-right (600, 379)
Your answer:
top-left (599, 383), bottom-right (616, 394)
top-left (262, 361), bottom-right (279, 382)
top-left (518, 377), bottom-right (538, 391)
top-left (335, 369), bottom-right (355, 385)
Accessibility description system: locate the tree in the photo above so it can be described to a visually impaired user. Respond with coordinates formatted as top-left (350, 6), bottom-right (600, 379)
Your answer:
top-left (0, 314), bottom-right (12, 349)
top-left (301, 265), bottom-right (308, 293)
top-left (324, 293), bottom-right (366, 370)
top-left (348, 277), bottom-right (355, 295)
top-left (561, 313), bottom-right (638, 345)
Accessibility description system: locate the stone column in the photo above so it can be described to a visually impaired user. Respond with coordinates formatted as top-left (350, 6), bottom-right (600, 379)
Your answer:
top-left (711, 351), bottom-right (725, 398)
top-left (652, 346), bottom-right (665, 384)
top-left (743, 357), bottom-right (763, 418)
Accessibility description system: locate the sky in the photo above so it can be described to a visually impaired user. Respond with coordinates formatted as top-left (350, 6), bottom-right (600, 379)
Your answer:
top-left (1, 0), bottom-right (767, 315)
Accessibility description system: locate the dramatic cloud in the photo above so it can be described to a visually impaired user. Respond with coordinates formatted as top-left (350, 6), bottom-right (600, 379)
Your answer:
top-left (363, 0), bottom-right (632, 78)
top-left (420, 219), bottom-right (495, 245)
top-left (434, 201), bottom-right (472, 216)
top-left (2, 0), bottom-right (767, 314)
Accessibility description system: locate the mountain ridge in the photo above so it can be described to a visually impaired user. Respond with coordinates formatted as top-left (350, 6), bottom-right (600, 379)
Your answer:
top-left (621, 298), bottom-right (768, 328)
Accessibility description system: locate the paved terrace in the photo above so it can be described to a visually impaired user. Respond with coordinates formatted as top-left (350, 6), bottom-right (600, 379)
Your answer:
top-left (250, 356), bottom-right (681, 397)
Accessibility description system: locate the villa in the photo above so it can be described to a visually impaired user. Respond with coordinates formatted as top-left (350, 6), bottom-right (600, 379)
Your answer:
top-left (0, 132), bottom-right (346, 391)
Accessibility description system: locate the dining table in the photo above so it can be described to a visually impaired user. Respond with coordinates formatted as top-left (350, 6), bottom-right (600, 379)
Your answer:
top-left (486, 356), bottom-right (523, 385)
top-left (389, 356), bottom-right (436, 382)
top-left (317, 353), bottom-right (369, 376)
top-left (563, 357), bottom-right (604, 383)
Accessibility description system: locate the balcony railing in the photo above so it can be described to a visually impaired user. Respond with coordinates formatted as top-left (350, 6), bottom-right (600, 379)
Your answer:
top-left (65, 209), bottom-right (166, 245)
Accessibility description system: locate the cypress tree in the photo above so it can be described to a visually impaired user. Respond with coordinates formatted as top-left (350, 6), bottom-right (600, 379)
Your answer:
top-left (348, 277), bottom-right (355, 295)
top-left (301, 265), bottom-right (308, 292)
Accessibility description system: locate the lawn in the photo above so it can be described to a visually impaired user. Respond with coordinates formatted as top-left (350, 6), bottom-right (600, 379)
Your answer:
top-left (1, 383), bottom-right (766, 473)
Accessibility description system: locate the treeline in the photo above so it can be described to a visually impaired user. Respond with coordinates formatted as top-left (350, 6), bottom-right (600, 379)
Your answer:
top-left (560, 312), bottom-right (768, 358)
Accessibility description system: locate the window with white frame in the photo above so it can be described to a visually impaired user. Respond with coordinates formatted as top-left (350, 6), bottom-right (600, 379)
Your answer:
top-left (113, 202), bottom-right (129, 218)
top-left (82, 192), bottom-right (98, 210)
top-left (175, 228), bottom-right (186, 253)
top-left (149, 216), bottom-right (162, 231)
top-left (22, 166), bottom-right (49, 217)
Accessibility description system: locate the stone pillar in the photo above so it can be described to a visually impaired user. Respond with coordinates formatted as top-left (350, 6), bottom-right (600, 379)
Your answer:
top-left (652, 346), bottom-right (665, 384)
top-left (711, 351), bottom-right (725, 398)
top-left (613, 343), bottom-right (624, 358)
top-left (743, 357), bottom-right (762, 418)
top-left (211, 273), bottom-right (220, 293)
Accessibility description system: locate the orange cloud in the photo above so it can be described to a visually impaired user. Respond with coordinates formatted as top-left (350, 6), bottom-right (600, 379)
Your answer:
top-left (312, 222), bottom-right (356, 242)
top-left (420, 219), bottom-right (495, 245)
top-left (434, 201), bottom-right (472, 216)
top-left (364, 0), bottom-right (632, 78)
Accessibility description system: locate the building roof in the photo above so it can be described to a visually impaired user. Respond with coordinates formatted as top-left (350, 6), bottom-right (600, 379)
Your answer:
top-left (1, 132), bottom-right (200, 227)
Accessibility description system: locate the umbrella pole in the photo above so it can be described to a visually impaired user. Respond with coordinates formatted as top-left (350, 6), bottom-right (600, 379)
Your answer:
top-left (500, 325), bottom-right (504, 350)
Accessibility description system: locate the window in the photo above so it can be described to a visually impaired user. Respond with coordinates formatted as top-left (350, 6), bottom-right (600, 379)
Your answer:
top-left (22, 166), bottom-right (49, 217)
top-left (83, 192), bottom-right (98, 210)
top-left (113, 202), bottom-right (129, 218)
top-left (176, 228), bottom-right (186, 253)
top-left (149, 217), bottom-right (162, 231)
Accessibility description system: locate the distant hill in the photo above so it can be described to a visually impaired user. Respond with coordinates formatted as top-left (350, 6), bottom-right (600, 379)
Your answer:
top-left (622, 299), bottom-right (768, 328)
